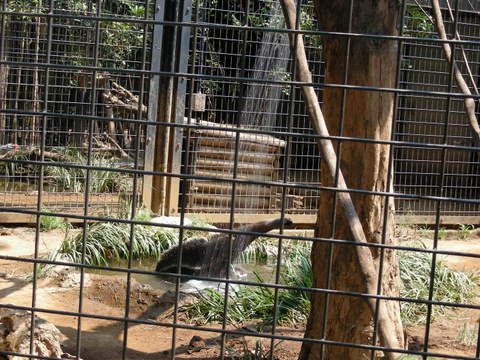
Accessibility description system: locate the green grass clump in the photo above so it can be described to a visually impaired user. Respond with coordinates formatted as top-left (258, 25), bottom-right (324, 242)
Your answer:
top-left (399, 242), bottom-right (478, 325)
top-left (180, 248), bottom-right (312, 325)
top-left (182, 240), bottom-right (476, 327)
top-left (45, 149), bottom-right (129, 193)
top-left (55, 216), bottom-right (211, 266)
top-left (458, 224), bottom-right (475, 240)
top-left (0, 150), bottom-right (30, 177)
top-left (57, 222), bottom-right (178, 266)
top-left (40, 210), bottom-right (69, 231)
top-left (0, 147), bottom-right (130, 194)
top-left (240, 237), bottom-right (312, 264)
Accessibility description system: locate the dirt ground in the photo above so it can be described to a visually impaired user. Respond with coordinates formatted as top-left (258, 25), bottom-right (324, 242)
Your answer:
top-left (0, 226), bottom-right (478, 360)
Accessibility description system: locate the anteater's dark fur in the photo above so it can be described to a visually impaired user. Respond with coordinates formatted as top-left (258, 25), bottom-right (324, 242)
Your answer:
top-left (155, 217), bottom-right (293, 281)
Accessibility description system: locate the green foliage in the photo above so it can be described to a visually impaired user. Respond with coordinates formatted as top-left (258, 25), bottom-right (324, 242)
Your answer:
top-left (182, 239), bottom-right (477, 327)
top-left (134, 207), bottom-right (154, 222)
top-left (416, 225), bottom-right (432, 239)
top-left (458, 224), bottom-right (475, 240)
top-left (55, 216), bottom-right (210, 266)
top-left (300, 0), bottom-right (322, 52)
top-left (239, 237), bottom-right (276, 263)
top-left (0, 148), bottom-right (130, 194)
top-left (7, 0), bottom-right (147, 68)
top-left (57, 221), bottom-right (179, 266)
top-left (399, 241), bottom-right (478, 325)
top-left (65, 151), bottom-right (128, 193)
top-left (404, 5), bottom-right (434, 38)
top-left (0, 150), bottom-right (31, 178)
top-left (180, 247), bottom-right (312, 325)
top-left (438, 227), bottom-right (447, 240)
top-left (40, 210), bottom-right (69, 231)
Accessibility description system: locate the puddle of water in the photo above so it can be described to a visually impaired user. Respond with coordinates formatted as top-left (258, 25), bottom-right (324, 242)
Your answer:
top-left (88, 258), bottom-right (281, 293)
top-left (235, 261), bottom-right (277, 283)
top-left (86, 258), bottom-right (173, 291)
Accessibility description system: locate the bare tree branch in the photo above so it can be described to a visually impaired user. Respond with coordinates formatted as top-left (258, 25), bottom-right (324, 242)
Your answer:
top-left (412, 0), bottom-right (479, 96)
top-left (431, 0), bottom-right (480, 145)
top-left (443, 0), bottom-right (479, 96)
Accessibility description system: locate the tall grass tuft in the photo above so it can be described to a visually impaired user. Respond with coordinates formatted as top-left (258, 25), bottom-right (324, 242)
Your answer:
top-left (57, 222), bottom-right (179, 266)
top-left (46, 149), bottom-right (129, 193)
top-left (180, 247), bottom-right (312, 325)
top-left (55, 215), bottom-right (211, 266)
top-left (399, 241), bottom-right (478, 325)
top-left (181, 240), bottom-right (477, 326)
top-left (0, 147), bottom-right (130, 193)
top-left (40, 209), bottom-right (69, 231)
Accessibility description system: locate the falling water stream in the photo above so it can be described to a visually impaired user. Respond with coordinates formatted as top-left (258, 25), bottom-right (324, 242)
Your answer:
top-left (240, 0), bottom-right (291, 131)
top-left (89, 2), bottom-right (291, 293)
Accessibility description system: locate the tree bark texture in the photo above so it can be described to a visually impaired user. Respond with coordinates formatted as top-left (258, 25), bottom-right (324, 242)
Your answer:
top-left (300, 2), bottom-right (404, 360)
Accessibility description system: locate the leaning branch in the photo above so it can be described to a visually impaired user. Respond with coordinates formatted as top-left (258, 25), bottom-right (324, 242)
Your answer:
top-left (279, 0), bottom-right (402, 358)
top-left (431, 0), bottom-right (480, 146)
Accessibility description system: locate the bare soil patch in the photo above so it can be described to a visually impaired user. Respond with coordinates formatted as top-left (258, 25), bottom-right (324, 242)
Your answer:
top-left (0, 226), bottom-right (478, 359)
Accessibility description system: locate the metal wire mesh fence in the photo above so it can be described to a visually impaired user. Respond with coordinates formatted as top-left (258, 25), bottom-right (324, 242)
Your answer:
top-left (0, 0), bottom-right (150, 218)
top-left (181, 0), bottom-right (480, 221)
top-left (183, 0), bottom-right (323, 217)
top-left (0, 1), bottom-right (479, 360)
top-left (395, 2), bottom-right (480, 219)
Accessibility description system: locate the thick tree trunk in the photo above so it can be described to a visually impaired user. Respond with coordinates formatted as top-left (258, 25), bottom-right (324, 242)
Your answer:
top-left (300, 2), bottom-right (404, 360)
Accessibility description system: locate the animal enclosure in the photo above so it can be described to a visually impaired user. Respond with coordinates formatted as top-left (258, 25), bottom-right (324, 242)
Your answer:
top-left (0, 0), bottom-right (479, 224)
top-left (0, 1), bottom-right (479, 360)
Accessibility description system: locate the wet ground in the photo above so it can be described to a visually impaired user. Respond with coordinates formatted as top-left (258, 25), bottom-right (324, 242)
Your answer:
top-left (0, 225), bottom-right (478, 360)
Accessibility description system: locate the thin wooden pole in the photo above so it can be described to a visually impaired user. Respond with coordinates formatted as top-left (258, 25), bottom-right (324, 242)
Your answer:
top-left (431, 0), bottom-right (480, 146)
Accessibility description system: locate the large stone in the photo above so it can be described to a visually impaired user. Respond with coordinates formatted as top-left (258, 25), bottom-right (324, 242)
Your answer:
top-left (0, 308), bottom-right (63, 360)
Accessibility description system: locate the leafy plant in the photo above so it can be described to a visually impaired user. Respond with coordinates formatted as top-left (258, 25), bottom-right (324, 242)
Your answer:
top-left (180, 247), bottom-right (312, 325)
top-left (134, 207), bottom-right (154, 222)
top-left (437, 227), bottom-right (447, 240)
top-left (458, 224), bottom-right (475, 240)
top-left (40, 210), bottom-right (69, 231)
top-left (57, 222), bottom-right (178, 266)
top-left (404, 5), bottom-right (435, 38)
top-left (416, 225), bottom-right (432, 239)
top-left (182, 239), bottom-right (477, 327)
top-left (0, 148), bottom-right (130, 194)
top-left (399, 241), bottom-right (478, 325)
top-left (0, 149), bottom-right (32, 178)
top-left (55, 216), bottom-right (209, 266)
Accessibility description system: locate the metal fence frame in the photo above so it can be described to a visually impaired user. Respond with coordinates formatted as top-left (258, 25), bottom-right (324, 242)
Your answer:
top-left (138, 0), bottom-right (480, 224)
top-left (0, 0), bottom-right (479, 360)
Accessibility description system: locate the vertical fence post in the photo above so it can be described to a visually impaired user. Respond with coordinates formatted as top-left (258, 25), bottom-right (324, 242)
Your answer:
top-left (142, 0), bottom-right (166, 212)
top-left (0, 0), bottom-right (5, 145)
top-left (165, 0), bottom-right (192, 216)
top-left (143, 0), bottom-right (192, 215)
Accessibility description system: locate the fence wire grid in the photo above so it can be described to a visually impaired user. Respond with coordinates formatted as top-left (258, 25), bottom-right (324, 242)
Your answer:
top-left (0, 0), bottom-right (479, 360)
